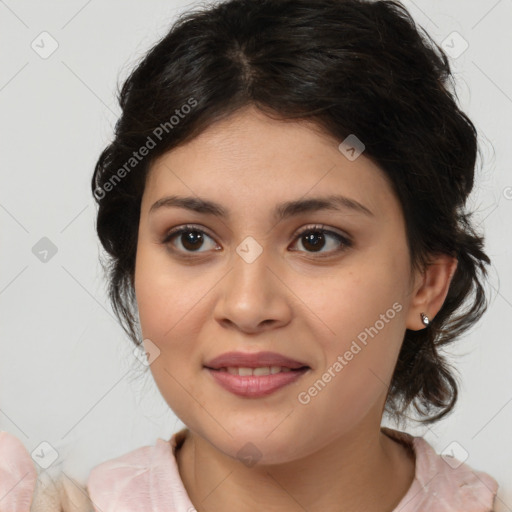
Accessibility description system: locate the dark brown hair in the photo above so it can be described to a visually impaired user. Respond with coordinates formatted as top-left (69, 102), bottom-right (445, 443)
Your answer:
top-left (91, 0), bottom-right (490, 424)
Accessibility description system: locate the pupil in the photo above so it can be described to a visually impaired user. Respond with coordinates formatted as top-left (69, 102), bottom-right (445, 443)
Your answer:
top-left (182, 231), bottom-right (203, 251)
top-left (303, 232), bottom-right (325, 252)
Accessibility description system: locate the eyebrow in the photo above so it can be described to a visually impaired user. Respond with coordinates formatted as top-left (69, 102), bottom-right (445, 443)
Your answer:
top-left (149, 194), bottom-right (374, 220)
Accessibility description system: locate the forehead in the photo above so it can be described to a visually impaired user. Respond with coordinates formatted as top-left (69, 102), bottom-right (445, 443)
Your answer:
top-left (143, 107), bottom-right (400, 223)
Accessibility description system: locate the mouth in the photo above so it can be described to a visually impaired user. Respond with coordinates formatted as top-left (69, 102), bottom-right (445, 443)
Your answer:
top-left (204, 350), bottom-right (310, 371)
top-left (203, 351), bottom-right (311, 398)
top-left (207, 365), bottom-right (309, 376)
top-left (204, 366), bottom-right (310, 398)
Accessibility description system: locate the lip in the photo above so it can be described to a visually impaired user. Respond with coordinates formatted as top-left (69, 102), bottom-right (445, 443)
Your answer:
top-left (204, 351), bottom-right (308, 370)
top-left (205, 367), bottom-right (310, 398)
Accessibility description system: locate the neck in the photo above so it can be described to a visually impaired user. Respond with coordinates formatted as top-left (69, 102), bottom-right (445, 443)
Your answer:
top-left (175, 422), bottom-right (415, 512)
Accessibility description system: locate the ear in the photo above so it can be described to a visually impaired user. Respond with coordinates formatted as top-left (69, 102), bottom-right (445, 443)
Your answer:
top-left (406, 253), bottom-right (458, 331)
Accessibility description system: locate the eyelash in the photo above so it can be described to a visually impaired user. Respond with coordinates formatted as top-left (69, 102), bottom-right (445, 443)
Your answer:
top-left (161, 224), bottom-right (353, 258)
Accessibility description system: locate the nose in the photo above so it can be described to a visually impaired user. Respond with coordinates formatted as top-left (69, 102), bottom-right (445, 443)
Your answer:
top-left (213, 247), bottom-right (292, 334)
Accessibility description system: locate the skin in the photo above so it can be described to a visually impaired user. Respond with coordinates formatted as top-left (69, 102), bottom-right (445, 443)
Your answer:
top-left (134, 105), bottom-right (458, 512)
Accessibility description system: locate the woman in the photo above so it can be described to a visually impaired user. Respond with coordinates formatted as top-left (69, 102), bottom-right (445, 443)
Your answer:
top-left (87, 0), bottom-right (500, 510)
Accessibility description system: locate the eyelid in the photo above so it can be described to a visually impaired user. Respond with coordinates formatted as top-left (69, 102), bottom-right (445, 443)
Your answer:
top-left (292, 223), bottom-right (352, 243)
top-left (161, 223), bottom-right (220, 249)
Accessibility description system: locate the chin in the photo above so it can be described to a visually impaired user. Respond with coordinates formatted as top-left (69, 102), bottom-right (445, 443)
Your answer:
top-left (203, 422), bottom-right (311, 467)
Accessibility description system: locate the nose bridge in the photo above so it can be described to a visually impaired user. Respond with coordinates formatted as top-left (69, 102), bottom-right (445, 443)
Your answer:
top-left (214, 236), bottom-right (290, 331)
top-left (229, 235), bottom-right (275, 302)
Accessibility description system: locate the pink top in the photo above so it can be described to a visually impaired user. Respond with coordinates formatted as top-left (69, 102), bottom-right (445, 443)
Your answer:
top-left (0, 431), bottom-right (37, 512)
top-left (87, 427), bottom-right (499, 512)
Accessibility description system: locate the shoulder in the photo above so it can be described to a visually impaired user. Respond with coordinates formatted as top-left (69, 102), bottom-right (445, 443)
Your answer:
top-left (382, 427), bottom-right (499, 512)
top-left (0, 431), bottom-right (93, 512)
top-left (86, 429), bottom-right (193, 512)
top-left (0, 431), bottom-right (37, 511)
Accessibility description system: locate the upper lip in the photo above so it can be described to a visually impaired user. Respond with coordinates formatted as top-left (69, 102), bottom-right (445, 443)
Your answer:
top-left (204, 351), bottom-right (309, 370)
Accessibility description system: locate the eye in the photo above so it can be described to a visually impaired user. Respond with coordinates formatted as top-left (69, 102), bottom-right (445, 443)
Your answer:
top-left (290, 224), bottom-right (352, 256)
top-left (161, 224), bottom-right (352, 256)
top-left (162, 224), bottom-right (219, 254)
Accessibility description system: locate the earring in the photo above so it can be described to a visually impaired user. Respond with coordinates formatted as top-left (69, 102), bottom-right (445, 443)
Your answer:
top-left (420, 312), bottom-right (430, 327)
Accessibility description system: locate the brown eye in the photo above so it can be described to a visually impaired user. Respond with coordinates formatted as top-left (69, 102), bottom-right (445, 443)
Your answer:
top-left (290, 225), bottom-right (352, 255)
top-left (178, 230), bottom-right (205, 251)
top-left (162, 225), bottom-right (219, 253)
top-left (300, 231), bottom-right (327, 252)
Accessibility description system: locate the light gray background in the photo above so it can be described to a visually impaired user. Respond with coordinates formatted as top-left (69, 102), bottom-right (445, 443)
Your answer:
top-left (1, 0), bottom-right (511, 506)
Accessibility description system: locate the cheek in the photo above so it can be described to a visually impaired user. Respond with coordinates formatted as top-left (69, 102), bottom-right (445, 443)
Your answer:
top-left (134, 252), bottom-right (210, 422)
top-left (296, 308), bottom-right (406, 439)
top-left (133, 245), bottom-right (223, 416)
top-left (134, 244), bottom-right (208, 342)
top-left (293, 254), bottom-right (408, 413)
top-left (298, 257), bottom-right (406, 347)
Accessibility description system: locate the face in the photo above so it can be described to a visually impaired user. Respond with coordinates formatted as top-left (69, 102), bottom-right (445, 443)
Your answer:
top-left (134, 105), bottom-right (417, 464)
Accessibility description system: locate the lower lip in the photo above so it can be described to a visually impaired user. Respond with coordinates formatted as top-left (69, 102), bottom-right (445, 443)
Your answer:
top-left (205, 368), bottom-right (309, 398)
